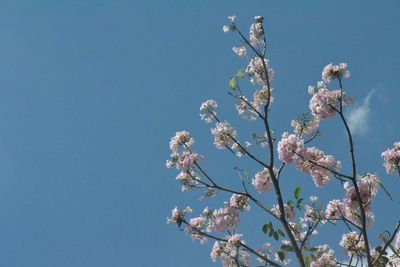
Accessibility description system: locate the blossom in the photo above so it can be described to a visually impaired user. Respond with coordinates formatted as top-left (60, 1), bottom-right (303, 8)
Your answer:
top-left (322, 63), bottom-right (350, 84)
top-left (309, 88), bottom-right (352, 119)
top-left (223, 15), bottom-right (236, 33)
top-left (325, 199), bottom-right (347, 221)
top-left (167, 206), bottom-right (192, 225)
top-left (232, 46), bottom-right (247, 57)
top-left (296, 147), bottom-right (341, 187)
top-left (175, 171), bottom-right (200, 192)
top-left (381, 142), bottom-right (400, 175)
top-left (246, 57), bottom-right (274, 85)
top-left (169, 131), bottom-right (194, 153)
top-left (200, 99), bottom-right (218, 123)
top-left (249, 16), bottom-right (264, 47)
top-left (253, 86), bottom-right (273, 111)
top-left (212, 241), bottom-right (251, 267)
top-left (211, 241), bottom-right (223, 262)
top-left (344, 184), bottom-right (372, 210)
top-left (271, 204), bottom-right (295, 221)
top-left (186, 216), bottom-right (208, 244)
top-left (310, 248), bottom-right (336, 267)
top-left (227, 233), bottom-right (243, 246)
top-left (309, 196), bottom-right (318, 203)
top-left (291, 114), bottom-right (320, 138)
top-left (339, 231), bottom-right (366, 256)
top-left (166, 150), bottom-right (203, 171)
top-left (252, 167), bottom-right (275, 193)
top-left (212, 206), bottom-right (240, 233)
top-left (277, 132), bottom-right (304, 164)
top-left (235, 96), bottom-right (258, 121)
top-left (229, 194), bottom-right (250, 211)
top-left (211, 121), bottom-right (237, 149)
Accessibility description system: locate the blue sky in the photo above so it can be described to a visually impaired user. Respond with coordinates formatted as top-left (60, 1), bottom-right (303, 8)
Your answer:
top-left (0, 1), bottom-right (399, 266)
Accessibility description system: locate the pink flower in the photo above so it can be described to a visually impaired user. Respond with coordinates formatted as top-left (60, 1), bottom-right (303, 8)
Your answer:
top-left (321, 63), bottom-right (350, 84)
top-left (212, 206), bottom-right (240, 233)
top-left (253, 86), bottom-right (273, 111)
top-left (271, 204), bottom-right (295, 221)
top-left (211, 122), bottom-right (237, 150)
top-left (227, 233), bottom-right (243, 246)
top-left (381, 142), bottom-right (400, 175)
top-left (246, 57), bottom-right (274, 85)
top-left (297, 147), bottom-right (341, 187)
top-left (232, 46), bottom-right (247, 57)
top-left (325, 199), bottom-right (347, 220)
top-left (339, 232), bottom-right (366, 256)
top-left (252, 167), bottom-right (276, 193)
top-left (310, 250), bottom-right (336, 267)
top-left (291, 115), bottom-right (320, 138)
top-left (169, 131), bottom-right (194, 153)
top-left (229, 194), bottom-right (250, 211)
top-left (200, 99), bottom-right (218, 123)
top-left (249, 19), bottom-right (264, 47)
top-left (309, 89), bottom-right (345, 119)
top-left (277, 132), bottom-right (304, 164)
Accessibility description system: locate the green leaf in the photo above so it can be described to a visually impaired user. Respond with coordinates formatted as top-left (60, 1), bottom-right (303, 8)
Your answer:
top-left (262, 223), bottom-right (270, 234)
top-left (274, 231), bottom-right (279, 241)
top-left (235, 69), bottom-right (247, 78)
top-left (277, 251), bottom-right (285, 262)
top-left (277, 229), bottom-right (285, 237)
top-left (294, 187), bottom-right (301, 199)
top-left (280, 244), bottom-right (294, 252)
top-left (228, 77), bottom-right (237, 90)
top-left (287, 200), bottom-right (293, 207)
top-left (304, 255), bottom-right (310, 267)
top-left (269, 229), bottom-right (275, 237)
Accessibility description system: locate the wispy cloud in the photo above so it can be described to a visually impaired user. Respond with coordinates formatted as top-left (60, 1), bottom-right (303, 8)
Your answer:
top-left (348, 89), bottom-right (376, 136)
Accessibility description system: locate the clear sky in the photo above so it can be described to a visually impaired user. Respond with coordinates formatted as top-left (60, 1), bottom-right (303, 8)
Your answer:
top-left (0, 1), bottom-right (399, 266)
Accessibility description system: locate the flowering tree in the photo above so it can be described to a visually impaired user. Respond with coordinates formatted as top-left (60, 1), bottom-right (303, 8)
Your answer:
top-left (166, 16), bottom-right (400, 267)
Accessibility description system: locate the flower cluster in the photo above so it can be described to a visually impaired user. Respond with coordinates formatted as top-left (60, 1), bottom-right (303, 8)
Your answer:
top-left (211, 122), bottom-right (237, 150)
top-left (229, 194), bottom-right (250, 211)
top-left (253, 86), bottom-right (273, 110)
top-left (344, 174), bottom-right (380, 208)
top-left (169, 131), bottom-right (194, 153)
top-left (381, 141), bottom-right (400, 175)
top-left (232, 46), bottom-right (247, 57)
top-left (212, 206), bottom-right (240, 233)
top-left (324, 174), bottom-right (379, 228)
top-left (249, 16), bottom-right (265, 47)
top-left (310, 245), bottom-right (337, 267)
top-left (223, 16), bottom-right (236, 33)
top-left (235, 96), bottom-right (258, 121)
top-left (277, 132), bottom-right (341, 187)
top-left (271, 204), bottom-right (295, 221)
top-left (200, 99), bottom-right (218, 123)
top-left (277, 132), bottom-right (304, 164)
top-left (339, 231), bottom-right (366, 256)
top-left (322, 63), bottom-right (350, 84)
top-left (211, 238), bottom-right (251, 267)
top-left (297, 147), bottom-right (342, 187)
top-left (252, 167), bottom-right (275, 193)
top-left (246, 57), bottom-right (274, 85)
top-left (309, 88), bottom-right (352, 119)
top-left (291, 114), bottom-right (320, 138)
top-left (167, 206), bottom-right (192, 226)
top-left (166, 132), bottom-right (205, 191)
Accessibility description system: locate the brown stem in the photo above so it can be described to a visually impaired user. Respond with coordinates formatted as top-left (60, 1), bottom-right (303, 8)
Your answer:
top-left (331, 103), bottom-right (373, 266)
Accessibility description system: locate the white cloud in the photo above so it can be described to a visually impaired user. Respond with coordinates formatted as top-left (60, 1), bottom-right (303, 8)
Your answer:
top-left (348, 89), bottom-right (376, 136)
